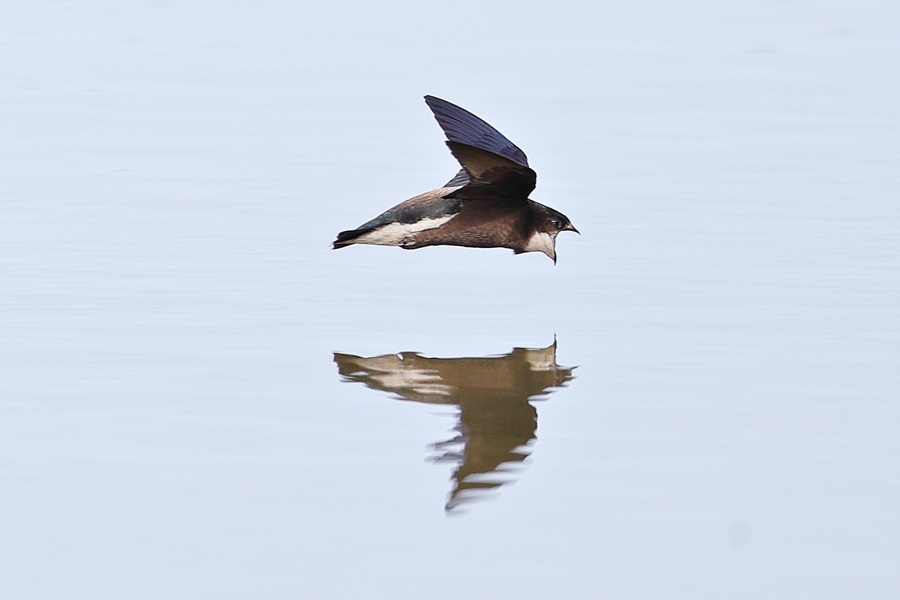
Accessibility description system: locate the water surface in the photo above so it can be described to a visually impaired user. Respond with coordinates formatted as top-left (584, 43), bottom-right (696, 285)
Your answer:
top-left (1, 1), bottom-right (899, 598)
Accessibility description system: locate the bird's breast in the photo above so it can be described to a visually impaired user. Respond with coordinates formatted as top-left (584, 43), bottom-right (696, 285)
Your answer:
top-left (404, 200), bottom-right (530, 250)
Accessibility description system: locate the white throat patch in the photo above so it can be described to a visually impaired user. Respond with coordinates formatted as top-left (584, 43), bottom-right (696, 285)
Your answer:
top-left (523, 230), bottom-right (557, 260)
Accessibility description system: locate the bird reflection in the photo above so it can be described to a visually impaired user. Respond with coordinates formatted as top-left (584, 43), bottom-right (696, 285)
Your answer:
top-left (334, 341), bottom-right (575, 512)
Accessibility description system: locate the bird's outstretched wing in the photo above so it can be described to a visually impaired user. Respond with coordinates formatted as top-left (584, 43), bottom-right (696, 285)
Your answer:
top-left (425, 95), bottom-right (529, 167)
top-left (445, 142), bottom-right (536, 198)
top-left (425, 95), bottom-right (537, 198)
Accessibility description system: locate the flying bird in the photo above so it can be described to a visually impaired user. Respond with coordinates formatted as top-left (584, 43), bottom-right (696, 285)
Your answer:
top-left (332, 96), bottom-right (578, 262)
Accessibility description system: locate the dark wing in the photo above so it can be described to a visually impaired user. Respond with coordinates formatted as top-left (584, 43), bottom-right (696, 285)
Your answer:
top-left (446, 142), bottom-right (536, 198)
top-left (443, 168), bottom-right (469, 187)
top-left (425, 96), bottom-right (537, 198)
top-left (425, 95), bottom-right (529, 167)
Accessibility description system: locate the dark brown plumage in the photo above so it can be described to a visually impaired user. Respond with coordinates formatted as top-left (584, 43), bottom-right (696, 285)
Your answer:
top-left (333, 96), bottom-right (578, 262)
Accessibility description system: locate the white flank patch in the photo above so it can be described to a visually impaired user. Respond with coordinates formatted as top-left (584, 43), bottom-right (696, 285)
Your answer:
top-left (370, 368), bottom-right (453, 397)
top-left (354, 214), bottom-right (456, 246)
top-left (522, 231), bottom-right (557, 260)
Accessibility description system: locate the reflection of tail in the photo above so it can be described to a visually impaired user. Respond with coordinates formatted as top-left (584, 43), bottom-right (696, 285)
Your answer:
top-left (334, 352), bottom-right (455, 402)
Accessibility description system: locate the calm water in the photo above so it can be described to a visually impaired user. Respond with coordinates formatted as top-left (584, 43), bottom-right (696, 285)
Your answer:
top-left (2, 1), bottom-right (899, 598)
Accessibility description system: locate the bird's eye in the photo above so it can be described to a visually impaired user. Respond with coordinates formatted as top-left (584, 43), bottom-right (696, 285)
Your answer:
top-left (551, 218), bottom-right (561, 228)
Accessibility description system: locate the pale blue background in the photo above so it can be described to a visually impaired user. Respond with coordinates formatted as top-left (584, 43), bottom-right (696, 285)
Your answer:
top-left (2, 1), bottom-right (898, 597)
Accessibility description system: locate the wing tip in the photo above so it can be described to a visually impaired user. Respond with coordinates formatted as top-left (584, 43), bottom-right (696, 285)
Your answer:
top-left (424, 94), bottom-right (455, 114)
top-left (423, 94), bottom-right (530, 168)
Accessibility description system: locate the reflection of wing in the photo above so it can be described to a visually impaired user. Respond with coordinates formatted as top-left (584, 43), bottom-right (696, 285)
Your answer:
top-left (334, 341), bottom-right (576, 512)
top-left (431, 395), bottom-right (538, 511)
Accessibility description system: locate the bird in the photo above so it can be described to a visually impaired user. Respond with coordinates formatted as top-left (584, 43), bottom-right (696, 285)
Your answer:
top-left (332, 95), bottom-right (578, 263)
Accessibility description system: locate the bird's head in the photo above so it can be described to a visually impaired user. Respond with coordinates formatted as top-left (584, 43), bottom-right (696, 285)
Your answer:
top-left (524, 204), bottom-right (579, 263)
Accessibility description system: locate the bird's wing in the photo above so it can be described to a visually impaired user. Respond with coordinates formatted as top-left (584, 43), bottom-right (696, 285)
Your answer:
top-left (425, 95), bottom-right (529, 167)
top-left (443, 168), bottom-right (469, 187)
top-left (424, 96), bottom-right (537, 198)
top-left (445, 141), bottom-right (536, 197)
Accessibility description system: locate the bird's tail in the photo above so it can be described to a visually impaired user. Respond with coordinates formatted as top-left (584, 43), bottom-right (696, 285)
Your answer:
top-left (332, 228), bottom-right (368, 249)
